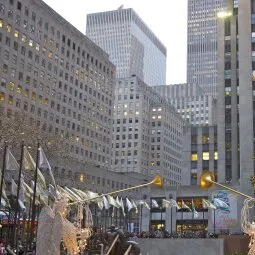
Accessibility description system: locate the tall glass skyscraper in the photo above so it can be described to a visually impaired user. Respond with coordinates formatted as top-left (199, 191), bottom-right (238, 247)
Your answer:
top-left (187, 0), bottom-right (226, 96)
top-left (86, 8), bottom-right (167, 86)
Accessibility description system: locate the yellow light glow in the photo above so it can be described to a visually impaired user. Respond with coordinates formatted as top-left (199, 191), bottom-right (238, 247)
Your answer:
top-left (217, 11), bottom-right (232, 18)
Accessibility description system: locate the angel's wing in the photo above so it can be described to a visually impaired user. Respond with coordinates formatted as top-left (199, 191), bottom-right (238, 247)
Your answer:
top-left (36, 206), bottom-right (54, 255)
top-left (62, 219), bottom-right (79, 255)
top-left (249, 240), bottom-right (255, 255)
top-left (36, 206), bottom-right (64, 255)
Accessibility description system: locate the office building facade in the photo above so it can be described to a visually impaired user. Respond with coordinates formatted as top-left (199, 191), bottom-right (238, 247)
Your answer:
top-left (86, 8), bottom-right (166, 86)
top-left (154, 84), bottom-right (217, 125)
top-left (187, 0), bottom-right (226, 95)
top-left (217, 0), bottom-right (255, 199)
top-left (182, 125), bottom-right (218, 186)
top-left (112, 76), bottom-right (185, 185)
top-left (0, 0), bottom-right (115, 169)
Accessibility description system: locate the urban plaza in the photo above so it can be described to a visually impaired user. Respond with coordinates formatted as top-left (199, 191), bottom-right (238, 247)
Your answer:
top-left (0, 0), bottom-right (254, 254)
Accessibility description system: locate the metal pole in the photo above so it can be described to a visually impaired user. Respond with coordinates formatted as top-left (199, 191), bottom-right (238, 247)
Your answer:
top-left (214, 209), bottom-right (216, 234)
top-left (14, 141), bottom-right (24, 248)
top-left (30, 142), bottom-right (40, 247)
top-left (170, 207), bottom-right (172, 234)
top-left (0, 142), bottom-right (7, 210)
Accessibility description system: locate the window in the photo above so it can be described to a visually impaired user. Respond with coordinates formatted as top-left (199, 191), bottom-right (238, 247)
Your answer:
top-left (80, 174), bottom-right (84, 183)
top-left (214, 152), bottom-right (218, 160)
top-left (191, 153), bottom-right (198, 161)
top-left (0, 19), bottom-right (3, 28)
top-left (203, 152), bottom-right (209, 160)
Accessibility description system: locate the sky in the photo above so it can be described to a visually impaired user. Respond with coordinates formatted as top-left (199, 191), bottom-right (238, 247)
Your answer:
top-left (43, 0), bottom-right (187, 85)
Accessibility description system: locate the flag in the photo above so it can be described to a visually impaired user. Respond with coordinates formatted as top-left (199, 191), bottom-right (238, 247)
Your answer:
top-left (131, 199), bottom-right (138, 213)
top-left (151, 199), bottom-right (159, 208)
top-left (136, 200), bottom-right (144, 205)
top-left (115, 196), bottom-right (121, 208)
top-left (170, 199), bottom-right (181, 210)
top-left (162, 199), bottom-right (171, 208)
top-left (126, 198), bottom-right (133, 211)
top-left (143, 201), bottom-right (150, 210)
top-left (0, 169), bottom-right (10, 207)
top-left (191, 199), bottom-right (196, 211)
top-left (31, 181), bottom-right (48, 205)
top-left (6, 148), bottom-right (19, 171)
top-left (97, 198), bottom-right (104, 210)
top-left (107, 195), bottom-right (118, 208)
top-left (181, 200), bottom-right (191, 211)
top-left (120, 197), bottom-right (126, 216)
top-left (202, 199), bottom-right (216, 210)
top-left (23, 146), bottom-right (46, 188)
top-left (11, 179), bottom-right (26, 210)
top-left (213, 198), bottom-right (230, 209)
top-left (102, 196), bottom-right (110, 209)
top-left (192, 199), bottom-right (199, 218)
top-left (39, 147), bottom-right (56, 189)
top-left (65, 187), bottom-right (81, 201)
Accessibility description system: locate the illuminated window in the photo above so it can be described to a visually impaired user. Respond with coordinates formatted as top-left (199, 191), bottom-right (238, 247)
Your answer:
top-left (22, 34), bottom-right (26, 42)
top-left (9, 82), bottom-right (15, 91)
top-left (135, 111), bottom-right (139, 115)
top-left (29, 39), bottom-right (33, 47)
top-left (48, 51), bottom-right (52, 58)
top-left (44, 98), bottom-right (49, 105)
top-left (80, 174), bottom-right (84, 183)
top-left (32, 92), bottom-right (36, 100)
top-left (214, 152), bottom-right (218, 160)
top-left (6, 24), bottom-right (12, 32)
top-left (0, 19), bottom-right (3, 28)
top-left (24, 89), bottom-right (29, 97)
top-left (8, 95), bottom-right (13, 105)
top-left (14, 29), bottom-right (19, 38)
top-left (191, 153), bottom-right (198, 161)
top-left (158, 108), bottom-right (162, 111)
top-left (151, 161), bottom-right (155, 166)
top-left (152, 108), bottom-right (156, 112)
top-left (203, 152), bottom-right (209, 160)
top-left (124, 104), bottom-right (128, 108)
top-left (202, 135), bottom-right (209, 144)
top-left (158, 115), bottom-right (162, 119)
top-left (35, 43), bottom-right (40, 51)
top-left (17, 85), bottom-right (22, 94)
top-left (124, 111), bottom-right (127, 116)
top-left (152, 116), bottom-right (156, 119)
top-left (0, 92), bottom-right (4, 101)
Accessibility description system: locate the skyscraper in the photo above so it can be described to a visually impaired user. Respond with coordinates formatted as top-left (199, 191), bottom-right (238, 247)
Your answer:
top-left (86, 8), bottom-right (167, 86)
top-left (0, 0), bottom-right (115, 169)
top-left (217, 0), bottom-right (254, 200)
top-left (187, 0), bottom-right (226, 95)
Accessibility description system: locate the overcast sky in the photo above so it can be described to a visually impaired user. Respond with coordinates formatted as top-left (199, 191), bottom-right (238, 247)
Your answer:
top-left (43, 0), bottom-right (187, 84)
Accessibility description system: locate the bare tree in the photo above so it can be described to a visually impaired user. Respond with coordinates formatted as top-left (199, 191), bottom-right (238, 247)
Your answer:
top-left (0, 109), bottom-right (69, 159)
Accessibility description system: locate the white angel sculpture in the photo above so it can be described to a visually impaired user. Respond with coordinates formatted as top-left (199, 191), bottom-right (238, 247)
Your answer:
top-left (241, 198), bottom-right (255, 255)
top-left (36, 197), bottom-right (80, 255)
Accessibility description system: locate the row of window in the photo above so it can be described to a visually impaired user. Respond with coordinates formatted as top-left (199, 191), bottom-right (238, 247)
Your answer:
top-left (191, 152), bottom-right (218, 161)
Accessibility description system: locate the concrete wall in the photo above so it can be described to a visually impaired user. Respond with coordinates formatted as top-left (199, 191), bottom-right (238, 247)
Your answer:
top-left (138, 238), bottom-right (224, 255)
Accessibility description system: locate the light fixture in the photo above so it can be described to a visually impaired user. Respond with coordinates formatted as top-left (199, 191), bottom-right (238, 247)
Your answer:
top-left (217, 11), bottom-right (232, 18)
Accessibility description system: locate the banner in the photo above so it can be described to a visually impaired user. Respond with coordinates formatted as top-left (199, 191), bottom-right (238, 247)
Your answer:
top-left (212, 190), bottom-right (238, 230)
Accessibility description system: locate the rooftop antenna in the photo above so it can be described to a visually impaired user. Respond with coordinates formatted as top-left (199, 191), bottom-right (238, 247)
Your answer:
top-left (117, 5), bottom-right (124, 10)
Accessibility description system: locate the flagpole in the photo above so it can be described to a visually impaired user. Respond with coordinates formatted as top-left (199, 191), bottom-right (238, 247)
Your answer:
top-left (13, 141), bottom-right (24, 248)
top-left (30, 142), bottom-right (40, 248)
top-left (0, 142), bottom-right (7, 209)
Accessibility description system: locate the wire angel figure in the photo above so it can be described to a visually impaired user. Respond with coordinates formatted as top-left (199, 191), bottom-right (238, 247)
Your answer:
top-left (36, 206), bottom-right (63, 255)
top-left (36, 196), bottom-right (93, 255)
top-left (241, 198), bottom-right (255, 255)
